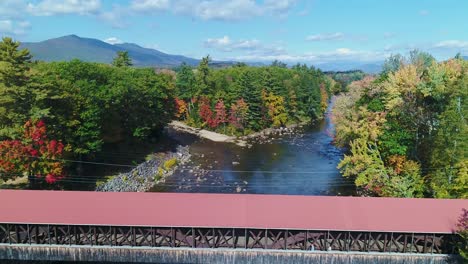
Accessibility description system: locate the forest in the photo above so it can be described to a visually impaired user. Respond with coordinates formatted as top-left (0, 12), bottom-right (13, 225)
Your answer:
top-left (173, 57), bottom-right (334, 135)
top-left (332, 51), bottom-right (467, 199)
top-left (0, 38), bottom-right (332, 185)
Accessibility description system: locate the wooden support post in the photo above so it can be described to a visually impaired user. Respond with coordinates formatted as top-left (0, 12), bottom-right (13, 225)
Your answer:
top-left (47, 225), bottom-right (50, 245)
top-left (305, 230), bottom-right (308, 251)
top-left (244, 229), bottom-right (247, 249)
top-left (284, 229), bottom-right (288, 250)
top-left (27, 224), bottom-right (31, 244)
top-left (431, 234), bottom-right (435, 254)
top-left (7, 224), bottom-right (10, 244)
top-left (171, 227), bottom-right (175, 248)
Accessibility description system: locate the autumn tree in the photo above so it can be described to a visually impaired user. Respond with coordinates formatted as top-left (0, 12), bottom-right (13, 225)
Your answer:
top-left (213, 99), bottom-right (227, 128)
top-left (0, 120), bottom-right (67, 185)
top-left (198, 97), bottom-right (214, 127)
top-left (229, 98), bottom-right (249, 129)
top-left (263, 91), bottom-right (288, 127)
top-left (174, 98), bottom-right (188, 119)
top-left (334, 52), bottom-right (467, 198)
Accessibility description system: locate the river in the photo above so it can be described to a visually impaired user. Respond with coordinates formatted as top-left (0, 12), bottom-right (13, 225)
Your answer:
top-left (151, 101), bottom-right (354, 196)
top-left (63, 100), bottom-right (354, 196)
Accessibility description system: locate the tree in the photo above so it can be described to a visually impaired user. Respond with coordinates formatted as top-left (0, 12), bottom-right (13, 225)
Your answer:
top-left (319, 83), bottom-right (329, 114)
top-left (112, 51), bottom-right (132, 67)
top-left (229, 98), bottom-right (249, 129)
top-left (213, 99), bottom-right (227, 128)
top-left (174, 98), bottom-right (188, 120)
top-left (195, 56), bottom-right (212, 95)
top-left (263, 91), bottom-right (288, 127)
top-left (238, 70), bottom-right (262, 130)
top-left (409, 49), bottom-right (435, 72)
top-left (0, 120), bottom-right (67, 185)
top-left (0, 37), bottom-right (33, 138)
top-left (271, 60), bottom-right (287, 68)
top-left (198, 97), bottom-right (214, 127)
top-left (382, 54), bottom-right (404, 75)
top-left (176, 63), bottom-right (196, 100)
top-left (0, 37), bottom-right (31, 87)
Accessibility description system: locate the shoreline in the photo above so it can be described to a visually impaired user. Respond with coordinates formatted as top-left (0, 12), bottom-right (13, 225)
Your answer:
top-left (95, 145), bottom-right (191, 192)
top-left (168, 120), bottom-right (310, 147)
top-left (168, 121), bottom-right (248, 146)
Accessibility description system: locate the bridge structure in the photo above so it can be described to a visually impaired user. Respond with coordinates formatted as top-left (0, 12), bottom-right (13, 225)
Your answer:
top-left (0, 190), bottom-right (466, 263)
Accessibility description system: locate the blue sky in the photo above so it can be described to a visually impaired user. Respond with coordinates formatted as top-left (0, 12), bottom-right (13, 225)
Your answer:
top-left (1, 0), bottom-right (467, 64)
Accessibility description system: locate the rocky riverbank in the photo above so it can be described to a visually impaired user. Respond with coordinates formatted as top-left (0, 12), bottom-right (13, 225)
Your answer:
top-left (168, 120), bottom-right (309, 147)
top-left (96, 145), bottom-right (190, 192)
top-left (239, 124), bottom-right (304, 145)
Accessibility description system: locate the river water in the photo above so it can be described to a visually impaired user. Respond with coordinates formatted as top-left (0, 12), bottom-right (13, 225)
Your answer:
top-left (151, 102), bottom-right (354, 196)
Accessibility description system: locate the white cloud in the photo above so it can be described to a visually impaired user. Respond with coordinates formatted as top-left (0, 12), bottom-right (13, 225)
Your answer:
top-left (204, 36), bottom-right (231, 49)
top-left (433, 40), bottom-right (468, 49)
top-left (264, 0), bottom-right (296, 14)
top-left (130, 0), bottom-right (169, 12)
top-left (0, 19), bottom-right (30, 35)
top-left (204, 36), bottom-right (269, 53)
top-left (306, 32), bottom-right (344, 41)
top-left (177, 0), bottom-right (261, 21)
top-left (98, 5), bottom-right (130, 28)
top-left (0, 0), bottom-right (28, 19)
top-left (228, 47), bottom-right (387, 64)
top-left (27, 0), bottom-right (101, 16)
top-left (104, 37), bottom-right (123, 45)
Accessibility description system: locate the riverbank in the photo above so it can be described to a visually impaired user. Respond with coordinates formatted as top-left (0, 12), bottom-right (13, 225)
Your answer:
top-left (96, 145), bottom-right (190, 192)
top-left (168, 120), bottom-right (309, 147)
top-left (169, 121), bottom-right (248, 146)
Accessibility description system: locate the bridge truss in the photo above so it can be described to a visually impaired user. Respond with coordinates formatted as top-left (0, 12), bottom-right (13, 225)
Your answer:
top-left (0, 223), bottom-right (459, 254)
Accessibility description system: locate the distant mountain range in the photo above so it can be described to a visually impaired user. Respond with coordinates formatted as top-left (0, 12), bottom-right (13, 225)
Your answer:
top-left (314, 61), bottom-right (383, 74)
top-left (20, 35), bottom-right (388, 72)
top-left (21, 35), bottom-right (200, 67)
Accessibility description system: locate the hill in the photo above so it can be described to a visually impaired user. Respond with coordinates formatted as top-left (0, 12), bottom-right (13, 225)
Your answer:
top-left (20, 35), bottom-right (199, 67)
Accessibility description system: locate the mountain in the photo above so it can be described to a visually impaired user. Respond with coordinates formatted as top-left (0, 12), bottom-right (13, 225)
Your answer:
top-left (314, 61), bottom-right (383, 74)
top-left (20, 35), bottom-right (199, 67)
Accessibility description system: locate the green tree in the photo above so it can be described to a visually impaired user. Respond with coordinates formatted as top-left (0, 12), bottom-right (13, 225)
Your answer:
top-left (112, 51), bottom-right (133, 67)
top-left (176, 63), bottom-right (196, 100)
top-left (238, 70), bottom-right (262, 131)
top-left (0, 37), bottom-right (33, 138)
top-left (382, 54), bottom-right (404, 75)
top-left (195, 55), bottom-right (212, 96)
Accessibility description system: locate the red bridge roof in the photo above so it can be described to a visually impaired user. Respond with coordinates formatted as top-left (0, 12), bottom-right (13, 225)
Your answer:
top-left (0, 190), bottom-right (466, 233)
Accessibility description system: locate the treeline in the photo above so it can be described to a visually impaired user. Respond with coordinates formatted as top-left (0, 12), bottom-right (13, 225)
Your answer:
top-left (325, 70), bottom-right (366, 94)
top-left (173, 57), bottom-right (334, 135)
top-left (332, 51), bottom-right (467, 198)
top-left (0, 38), bottom-right (174, 184)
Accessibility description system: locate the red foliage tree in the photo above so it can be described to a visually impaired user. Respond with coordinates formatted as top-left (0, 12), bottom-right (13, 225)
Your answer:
top-left (0, 120), bottom-right (66, 184)
top-left (198, 97), bottom-right (214, 127)
top-left (212, 99), bottom-right (227, 128)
